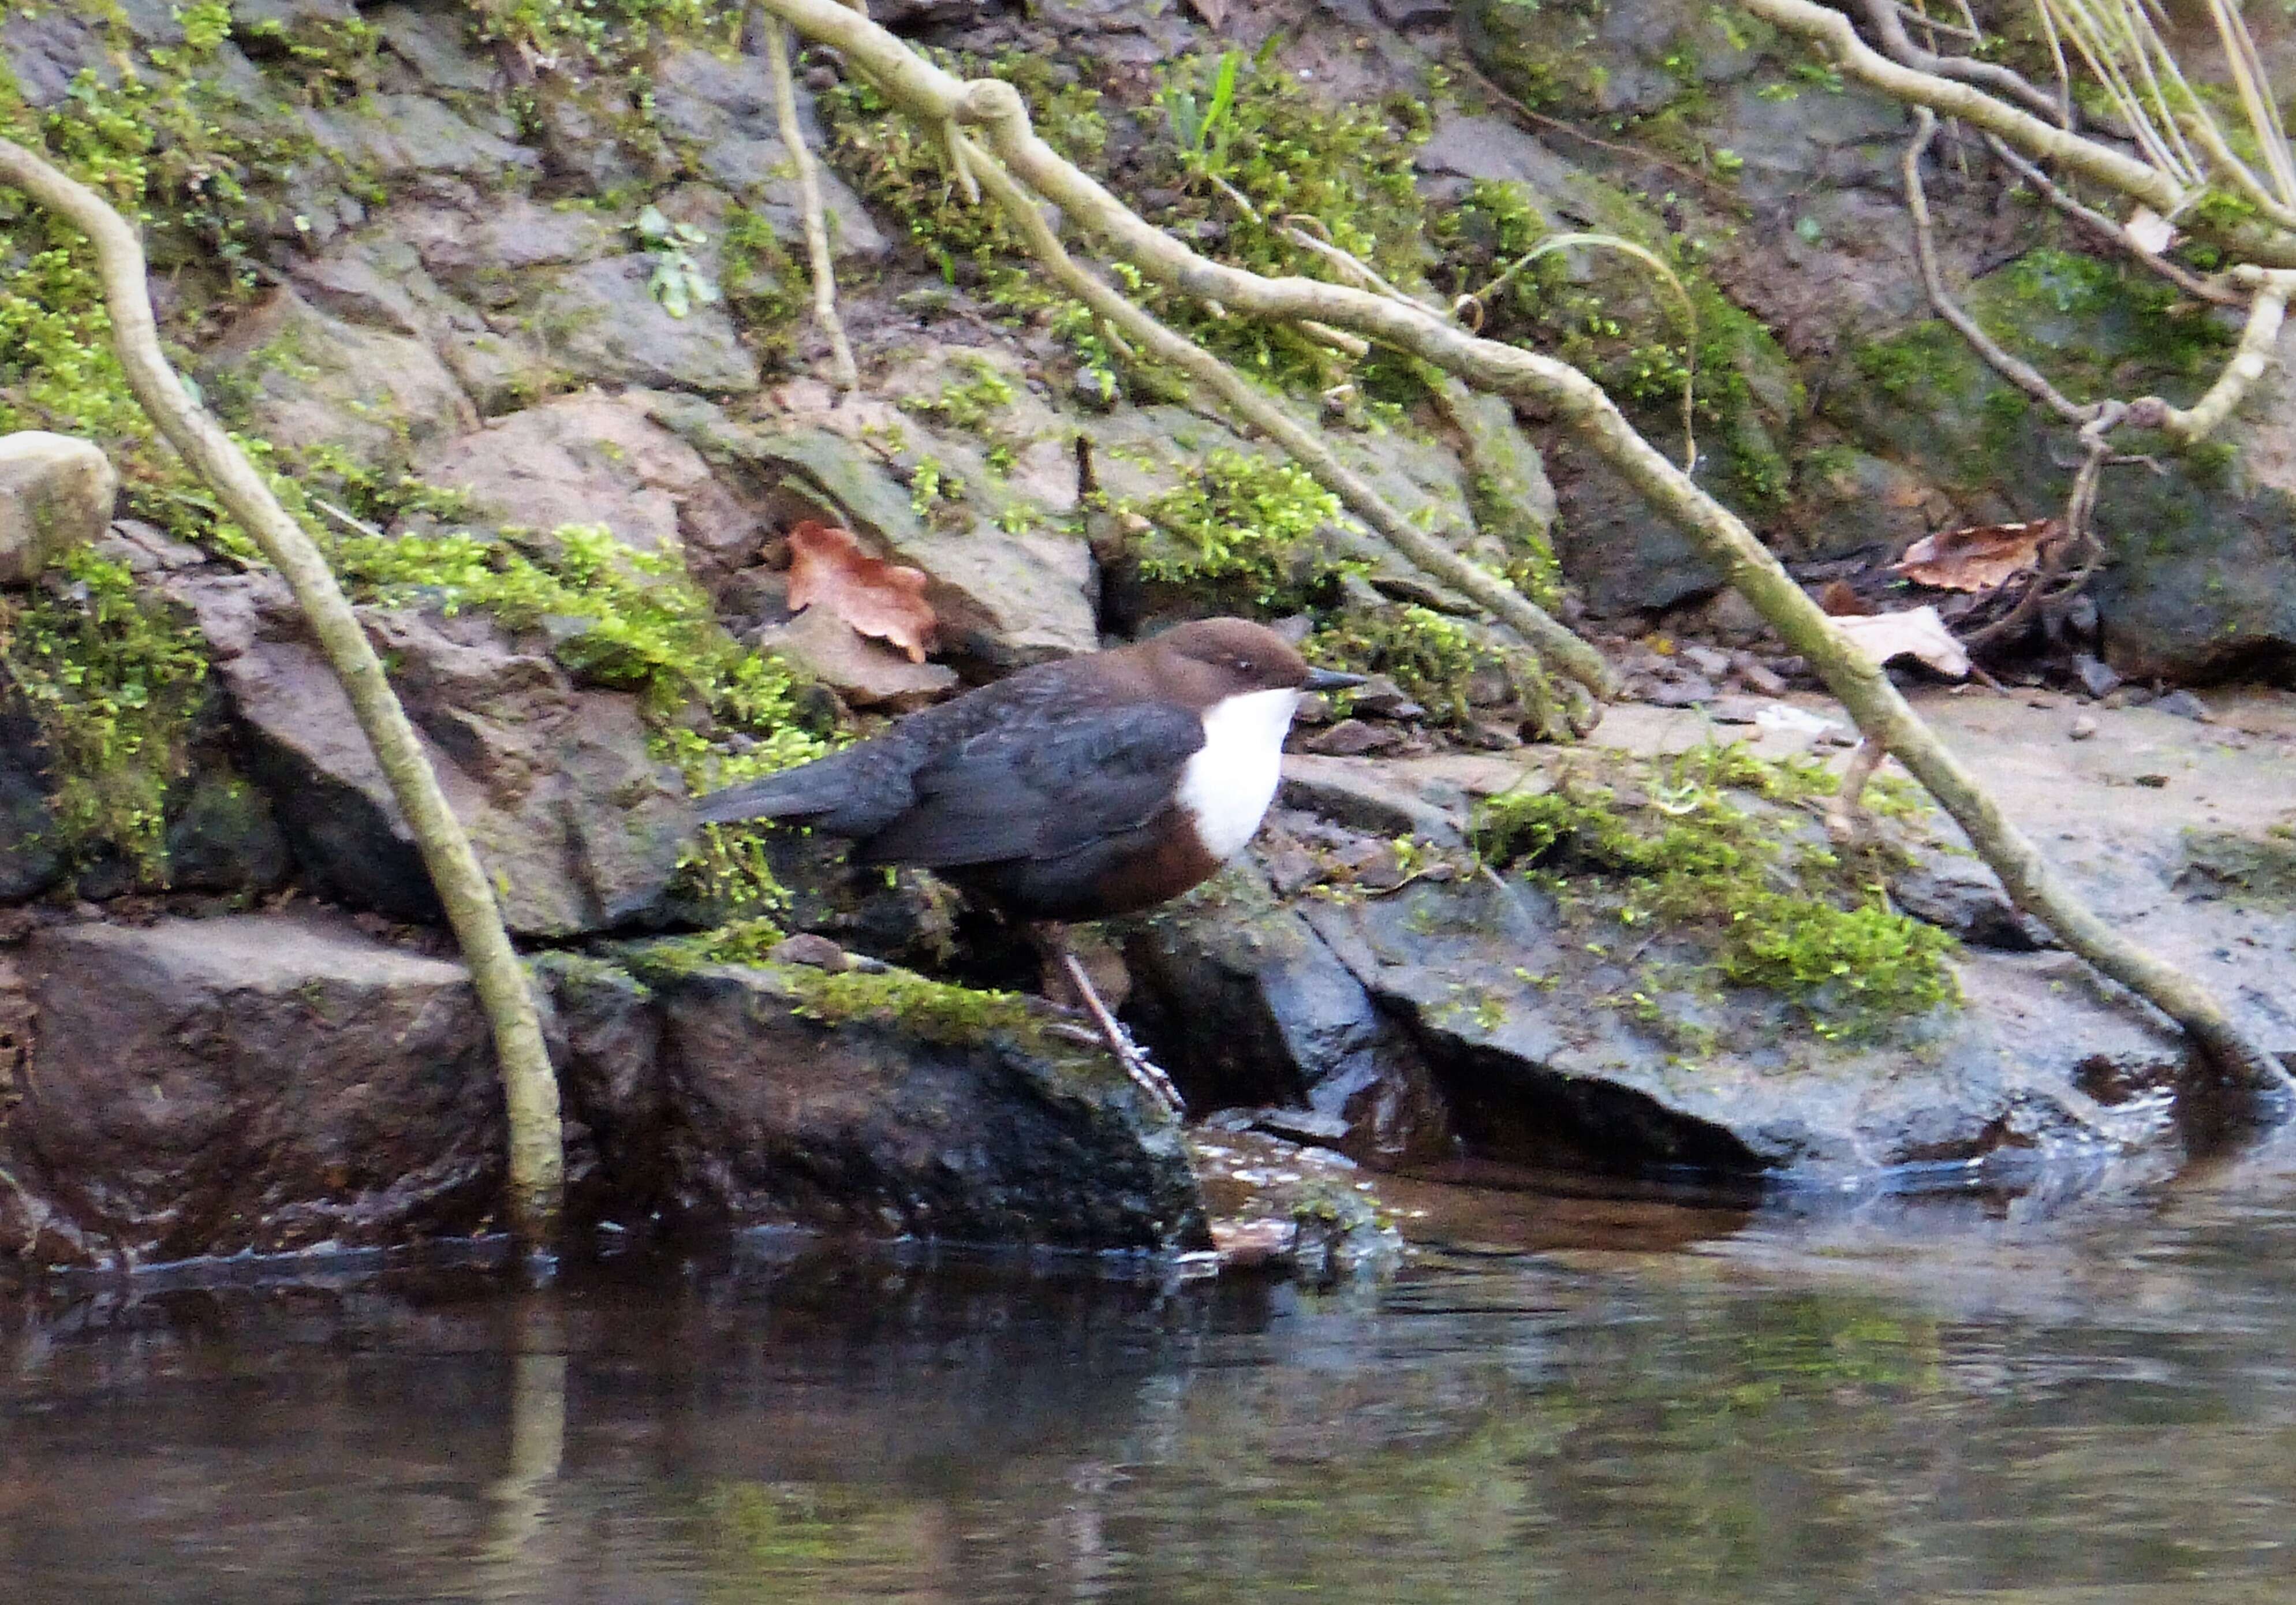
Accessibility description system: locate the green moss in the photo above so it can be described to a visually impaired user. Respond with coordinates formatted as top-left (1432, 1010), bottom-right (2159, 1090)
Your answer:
top-left (1124, 447), bottom-right (1354, 613)
top-left (1853, 323), bottom-right (1978, 403)
top-left (1308, 604), bottom-right (1553, 730)
top-left (783, 964), bottom-right (1040, 1049)
top-left (901, 355), bottom-right (1016, 432)
top-left (1477, 744), bottom-right (1957, 1036)
top-left (330, 521), bottom-right (827, 787)
top-left (0, 548), bottom-right (211, 876)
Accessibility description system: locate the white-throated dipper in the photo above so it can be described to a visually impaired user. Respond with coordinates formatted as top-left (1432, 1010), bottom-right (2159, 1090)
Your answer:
top-left (695, 617), bottom-right (1364, 1109)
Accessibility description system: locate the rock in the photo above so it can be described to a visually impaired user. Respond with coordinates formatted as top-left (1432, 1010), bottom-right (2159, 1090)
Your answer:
top-left (2070, 714), bottom-right (2100, 741)
top-left (10, 916), bottom-right (502, 1263)
top-left (514, 255), bottom-right (762, 396)
top-left (568, 952), bottom-right (1207, 1249)
top-left (1302, 718), bottom-right (1401, 757)
top-left (2072, 653), bottom-right (2122, 700)
top-left (647, 43), bottom-right (889, 264)
top-left (300, 94), bottom-right (540, 188)
top-left (1190, 1128), bottom-right (1403, 1283)
top-left (1888, 850), bottom-right (2051, 951)
top-left (0, 707), bottom-right (66, 902)
top-left (663, 410), bottom-right (1099, 667)
top-left (1297, 869), bottom-right (2178, 1178)
top-left (199, 288), bottom-right (477, 473)
top-left (2152, 689), bottom-right (2213, 722)
top-left (1125, 867), bottom-right (1454, 1166)
top-left (748, 606), bottom-right (960, 711)
top-left (410, 393), bottom-right (767, 576)
top-left (0, 432), bottom-right (117, 584)
top-left (169, 572), bottom-right (693, 938)
top-left (1279, 753), bottom-right (1469, 846)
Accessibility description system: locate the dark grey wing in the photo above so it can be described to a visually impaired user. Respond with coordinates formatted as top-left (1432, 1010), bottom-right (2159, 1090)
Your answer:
top-left (857, 703), bottom-right (1204, 869)
top-left (692, 737), bottom-right (923, 836)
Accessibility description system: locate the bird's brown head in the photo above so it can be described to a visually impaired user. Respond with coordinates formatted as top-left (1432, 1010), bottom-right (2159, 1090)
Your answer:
top-left (1136, 618), bottom-right (1364, 708)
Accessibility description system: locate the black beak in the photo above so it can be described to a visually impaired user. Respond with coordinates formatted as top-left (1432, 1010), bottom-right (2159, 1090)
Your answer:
top-left (1303, 667), bottom-right (1367, 693)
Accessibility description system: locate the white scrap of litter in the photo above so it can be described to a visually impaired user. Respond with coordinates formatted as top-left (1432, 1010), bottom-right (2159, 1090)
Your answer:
top-left (2127, 206), bottom-right (2176, 255)
top-left (1833, 606), bottom-right (1972, 678)
top-left (1750, 702), bottom-right (1845, 738)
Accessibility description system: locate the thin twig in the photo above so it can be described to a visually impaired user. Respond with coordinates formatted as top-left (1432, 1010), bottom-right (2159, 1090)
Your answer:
top-left (761, 11), bottom-right (860, 392)
top-left (1823, 736), bottom-right (1888, 845)
top-left (2141, 266), bottom-right (2296, 443)
top-left (1905, 110), bottom-right (2097, 423)
top-left (1983, 133), bottom-right (2244, 307)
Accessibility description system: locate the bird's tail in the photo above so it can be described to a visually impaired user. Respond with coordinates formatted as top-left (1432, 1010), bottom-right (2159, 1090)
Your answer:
top-left (693, 754), bottom-right (857, 826)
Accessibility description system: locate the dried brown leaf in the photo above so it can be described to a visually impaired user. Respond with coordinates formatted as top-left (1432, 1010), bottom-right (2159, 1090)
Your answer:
top-left (1833, 606), bottom-right (1972, 678)
top-left (785, 520), bottom-right (938, 665)
top-left (1894, 519), bottom-right (2059, 593)
top-left (1817, 579), bottom-right (1874, 616)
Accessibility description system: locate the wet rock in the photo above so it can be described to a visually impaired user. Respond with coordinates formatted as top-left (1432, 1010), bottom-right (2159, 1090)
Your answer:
top-left (2072, 652), bottom-right (2123, 701)
top-left (0, 432), bottom-right (118, 584)
top-left (169, 572), bottom-right (693, 938)
top-left (1189, 1128), bottom-right (1403, 1283)
top-left (580, 953), bottom-right (1207, 1250)
top-left (1302, 718), bottom-right (1402, 758)
top-left (1297, 869), bottom-right (2180, 1179)
top-left (1888, 850), bottom-right (2051, 951)
top-left (0, 707), bottom-right (66, 902)
top-left (199, 288), bottom-right (476, 473)
top-left (10, 916), bottom-right (502, 1263)
top-left (410, 393), bottom-right (767, 577)
top-left (1278, 753), bottom-right (1470, 846)
top-left (1124, 867), bottom-right (1453, 1166)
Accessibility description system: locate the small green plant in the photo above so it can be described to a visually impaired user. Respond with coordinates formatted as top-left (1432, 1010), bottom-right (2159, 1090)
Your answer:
top-left (1159, 49), bottom-right (1245, 181)
top-left (1126, 449), bottom-right (1351, 611)
top-left (635, 204), bottom-right (721, 320)
top-left (0, 550), bottom-right (211, 876)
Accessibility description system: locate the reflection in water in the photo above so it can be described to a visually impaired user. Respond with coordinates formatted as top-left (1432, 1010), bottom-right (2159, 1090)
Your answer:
top-left (8, 1134), bottom-right (2296, 1602)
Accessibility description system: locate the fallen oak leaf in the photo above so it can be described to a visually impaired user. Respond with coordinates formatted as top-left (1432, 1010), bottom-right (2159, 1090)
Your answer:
top-left (1816, 578), bottom-right (1874, 616)
top-left (785, 520), bottom-right (938, 664)
top-left (1832, 606), bottom-right (1971, 678)
top-left (1894, 518), bottom-right (2060, 593)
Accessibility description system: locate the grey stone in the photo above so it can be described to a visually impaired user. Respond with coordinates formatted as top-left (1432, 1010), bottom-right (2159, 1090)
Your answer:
top-left (1125, 868), bottom-right (1453, 1166)
top-left (13, 916), bottom-right (501, 1264)
top-left (301, 94), bottom-right (540, 186)
top-left (0, 432), bottom-right (117, 584)
top-left (514, 254), bottom-right (762, 395)
top-left (370, 2), bottom-right (502, 94)
top-left (749, 606), bottom-right (961, 711)
top-left (168, 572), bottom-right (695, 938)
top-left (410, 393), bottom-right (767, 574)
top-left (199, 288), bottom-right (477, 472)
top-left (0, 708), bottom-right (66, 902)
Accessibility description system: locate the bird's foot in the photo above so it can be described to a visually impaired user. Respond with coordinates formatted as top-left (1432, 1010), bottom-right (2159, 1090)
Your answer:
top-left (1056, 950), bottom-right (1185, 1118)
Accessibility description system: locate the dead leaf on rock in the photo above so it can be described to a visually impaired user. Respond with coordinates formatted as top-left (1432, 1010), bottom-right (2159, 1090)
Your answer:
top-left (785, 520), bottom-right (938, 664)
top-left (1894, 519), bottom-right (2059, 593)
top-left (1833, 606), bottom-right (1972, 679)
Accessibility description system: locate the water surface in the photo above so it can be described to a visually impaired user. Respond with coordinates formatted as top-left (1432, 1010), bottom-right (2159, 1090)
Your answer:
top-left (8, 1138), bottom-right (2296, 1603)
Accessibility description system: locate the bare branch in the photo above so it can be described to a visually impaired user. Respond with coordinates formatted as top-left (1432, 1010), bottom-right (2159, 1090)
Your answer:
top-left (0, 136), bottom-right (567, 1246)
top-left (1743, 0), bottom-right (2296, 266)
top-left (1904, 110), bottom-right (2097, 423)
top-left (2142, 267), bottom-right (2296, 444)
top-left (761, 12), bottom-right (860, 392)
top-left (1850, 0), bottom-right (2064, 121)
top-left (954, 136), bottom-right (1617, 702)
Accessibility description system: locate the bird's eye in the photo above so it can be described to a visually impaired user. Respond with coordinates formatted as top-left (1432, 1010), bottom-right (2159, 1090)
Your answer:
top-left (1234, 656), bottom-right (1254, 673)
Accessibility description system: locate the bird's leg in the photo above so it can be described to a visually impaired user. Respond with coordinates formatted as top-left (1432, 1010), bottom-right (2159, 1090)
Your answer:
top-left (1041, 932), bottom-right (1185, 1117)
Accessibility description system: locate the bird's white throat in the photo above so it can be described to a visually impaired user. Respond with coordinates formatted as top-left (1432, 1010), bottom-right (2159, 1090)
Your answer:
top-left (1175, 688), bottom-right (1301, 861)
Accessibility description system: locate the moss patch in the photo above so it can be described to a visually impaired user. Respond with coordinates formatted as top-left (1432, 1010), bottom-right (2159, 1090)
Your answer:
top-left (1477, 744), bottom-right (1958, 1037)
top-left (0, 548), bottom-right (211, 876)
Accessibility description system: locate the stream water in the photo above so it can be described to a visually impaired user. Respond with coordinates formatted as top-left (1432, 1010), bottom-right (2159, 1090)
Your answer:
top-left (8, 1134), bottom-right (2296, 1603)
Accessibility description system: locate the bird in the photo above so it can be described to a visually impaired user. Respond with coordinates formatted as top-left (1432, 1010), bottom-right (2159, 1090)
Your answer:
top-left (695, 617), bottom-right (1364, 1112)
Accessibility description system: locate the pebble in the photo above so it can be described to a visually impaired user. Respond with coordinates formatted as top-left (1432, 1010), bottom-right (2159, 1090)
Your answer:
top-left (2153, 689), bottom-right (2214, 722)
top-left (770, 933), bottom-right (853, 972)
top-left (2070, 714), bottom-right (2099, 741)
top-left (2071, 652), bottom-right (2122, 700)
